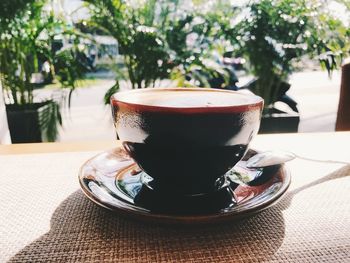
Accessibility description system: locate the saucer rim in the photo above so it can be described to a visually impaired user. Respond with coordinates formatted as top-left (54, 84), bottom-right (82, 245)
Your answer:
top-left (78, 148), bottom-right (291, 224)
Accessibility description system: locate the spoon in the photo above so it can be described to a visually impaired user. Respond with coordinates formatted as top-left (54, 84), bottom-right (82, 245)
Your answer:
top-left (229, 150), bottom-right (349, 187)
top-left (246, 150), bottom-right (350, 168)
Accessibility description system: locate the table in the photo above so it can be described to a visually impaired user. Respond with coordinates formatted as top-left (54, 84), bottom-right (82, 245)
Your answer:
top-left (1, 132), bottom-right (350, 262)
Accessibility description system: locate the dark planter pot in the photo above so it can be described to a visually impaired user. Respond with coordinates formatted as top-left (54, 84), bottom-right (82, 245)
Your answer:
top-left (6, 102), bottom-right (50, 143)
top-left (259, 108), bottom-right (300, 134)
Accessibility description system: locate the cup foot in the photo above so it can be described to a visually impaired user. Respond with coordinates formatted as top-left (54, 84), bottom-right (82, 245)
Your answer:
top-left (134, 180), bottom-right (238, 214)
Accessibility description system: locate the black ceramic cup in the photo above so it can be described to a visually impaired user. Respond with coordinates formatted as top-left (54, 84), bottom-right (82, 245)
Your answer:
top-left (111, 88), bottom-right (263, 201)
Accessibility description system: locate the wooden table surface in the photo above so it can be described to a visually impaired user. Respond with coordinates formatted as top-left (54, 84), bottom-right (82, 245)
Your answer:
top-left (1, 132), bottom-right (350, 262)
top-left (1, 132), bottom-right (350, 160)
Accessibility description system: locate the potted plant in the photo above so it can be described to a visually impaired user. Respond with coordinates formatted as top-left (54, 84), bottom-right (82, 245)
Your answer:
top-left (0, 0), bottom-right (87, 143)
top-left (224, 0), bottom-right (349, 133)
top-left (163, 7), bottom-right (240, 90)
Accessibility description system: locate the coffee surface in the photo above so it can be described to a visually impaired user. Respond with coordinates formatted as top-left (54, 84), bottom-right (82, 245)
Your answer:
top-left (115, 89), bottom-right (260, 108)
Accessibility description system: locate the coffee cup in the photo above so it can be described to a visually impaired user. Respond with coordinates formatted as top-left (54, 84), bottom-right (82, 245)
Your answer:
top-left (111, 88), bottom-right (263, 211)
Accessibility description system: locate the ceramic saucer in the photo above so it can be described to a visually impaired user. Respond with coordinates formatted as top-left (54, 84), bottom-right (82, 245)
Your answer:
top-left (78, 147), bottom-right (291, 224)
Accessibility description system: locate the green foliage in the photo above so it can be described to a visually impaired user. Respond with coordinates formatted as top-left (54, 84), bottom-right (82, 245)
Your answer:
top-left (0, 1), bottom-right (56, 105)
top-left (167, 10), bottom-right (241, 88)
top-left (84, 0), bottom-right (175, 89)
top-left (38, 100), bottom-right (62, 142)
top-left (224, 0), bottom-right (350, 107)
top-left (85, 0), bottom-right (240, 90)
top-left (0, 0), bottom-right (87, 141)
top-left (0, 0), bottom-right (35, 25)
top-left (54, 46), bottom-right (90, 107)
top-left (125, 26), bottom-right (172, 89)
top-left (85, 0), bottom-right (349, 107)
top-left (104, 81), bottom-right (120, 105)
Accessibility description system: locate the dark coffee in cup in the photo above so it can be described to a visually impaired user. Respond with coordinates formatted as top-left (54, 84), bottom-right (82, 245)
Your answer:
top-left (111, 88), bottom-right (263, 200)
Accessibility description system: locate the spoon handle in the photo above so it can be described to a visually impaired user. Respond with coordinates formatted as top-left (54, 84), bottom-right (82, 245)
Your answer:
top-left (246, 150), bottom-right (350, 169)
top-left (293, 154), bottom-right (350, 166)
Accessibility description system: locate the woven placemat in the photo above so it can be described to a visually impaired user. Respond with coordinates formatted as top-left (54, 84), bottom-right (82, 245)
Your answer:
top-left (1, 151), bottom-right (350, 262)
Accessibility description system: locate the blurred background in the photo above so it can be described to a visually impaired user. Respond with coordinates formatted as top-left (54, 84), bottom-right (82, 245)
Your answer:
top-left (0, 0), bottom-right (349, 144)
